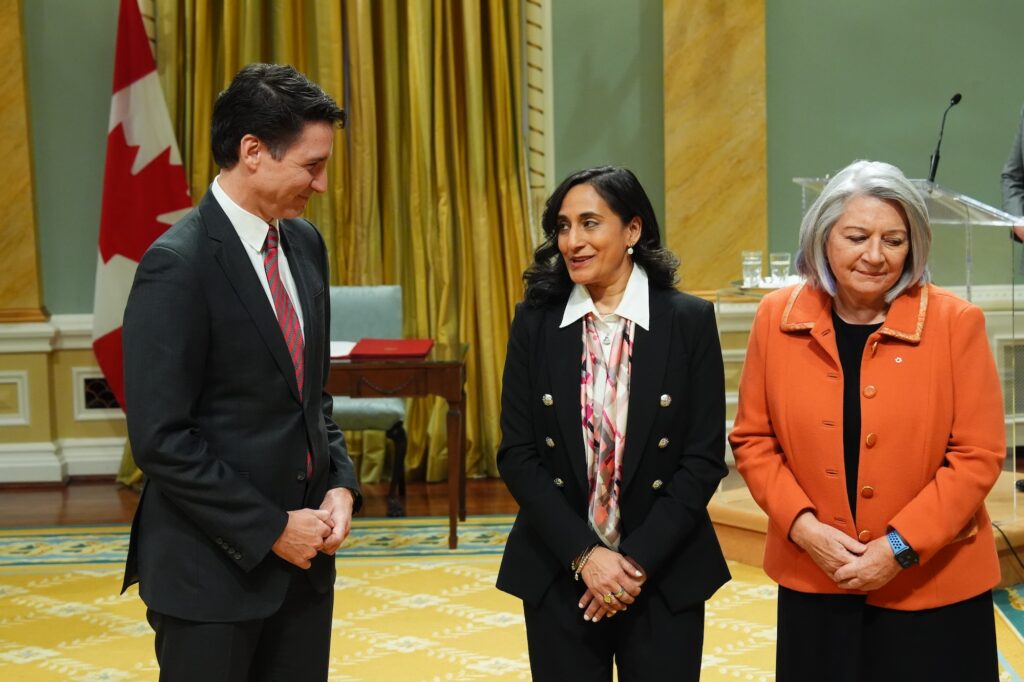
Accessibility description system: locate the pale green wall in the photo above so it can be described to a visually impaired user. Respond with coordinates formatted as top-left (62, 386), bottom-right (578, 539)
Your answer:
top-left (551, 0), bottom-right (665, 229)
top-left (28, 1), bottom-right (1024, 312)
top-left (27, 0), bottom-right (666, 314)
top-left (23, 0), bottom-right (119, 315)
top-left (766, 0), bottom-right (1024, 286)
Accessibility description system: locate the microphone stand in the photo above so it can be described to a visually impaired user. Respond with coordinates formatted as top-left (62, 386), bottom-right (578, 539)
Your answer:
top-left (928, 93), bottom-right (961, 184)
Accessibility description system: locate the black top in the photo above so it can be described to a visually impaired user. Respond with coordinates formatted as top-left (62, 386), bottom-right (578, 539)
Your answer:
top-left (831, 311), bottom-right (881, 518)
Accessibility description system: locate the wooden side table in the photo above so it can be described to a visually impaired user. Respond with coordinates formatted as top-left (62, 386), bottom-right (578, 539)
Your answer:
top-left (327, 344), bottom-right (468, 548)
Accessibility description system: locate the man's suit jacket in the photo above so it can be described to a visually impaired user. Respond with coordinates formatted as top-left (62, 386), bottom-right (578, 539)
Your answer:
top-left (496, 285), bottom-right (731, 614)
top-left (120, 190), bottom-right (359, 623)
top-left (1002, 104), bottom-right (1024, 218)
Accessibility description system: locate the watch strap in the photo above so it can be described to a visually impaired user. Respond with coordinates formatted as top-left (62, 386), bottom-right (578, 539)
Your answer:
top-left (886, 528), bottom-right (919, 568)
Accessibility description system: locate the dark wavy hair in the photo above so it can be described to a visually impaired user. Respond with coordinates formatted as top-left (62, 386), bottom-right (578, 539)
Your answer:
top-left (522, 166), bottom-right (679, 307)
top-left (211, 63), bottom-right (346, 169)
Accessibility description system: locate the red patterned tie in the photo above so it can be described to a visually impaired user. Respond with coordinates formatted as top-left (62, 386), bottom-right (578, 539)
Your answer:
top-left (263, 225), bottom-right (311, 476)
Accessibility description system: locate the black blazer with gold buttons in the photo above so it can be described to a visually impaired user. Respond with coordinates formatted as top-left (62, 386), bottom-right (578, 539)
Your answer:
top-left (497, 284), bottom-right (730, 613)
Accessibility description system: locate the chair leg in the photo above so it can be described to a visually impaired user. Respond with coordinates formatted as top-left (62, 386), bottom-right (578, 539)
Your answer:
top-left (385, 421), bottom-right (408, 517)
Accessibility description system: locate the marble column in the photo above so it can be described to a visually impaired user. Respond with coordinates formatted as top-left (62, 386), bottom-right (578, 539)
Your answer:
top-left (0, 0), bottom-right (46, 323)
top-left (664, 0), bottom-right (767, 295)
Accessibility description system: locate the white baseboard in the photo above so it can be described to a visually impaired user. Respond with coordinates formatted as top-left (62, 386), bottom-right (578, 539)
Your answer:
top-left (0, 442), bottom-right (65, 483)
top-left (57, 437), bottom-right (127, 477)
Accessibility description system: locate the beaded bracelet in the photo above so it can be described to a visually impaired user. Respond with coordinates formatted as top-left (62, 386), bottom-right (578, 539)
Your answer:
top-left (572, 544), bottom-right (596, 570)
top-left (572, 544), bottom-right (599, 581)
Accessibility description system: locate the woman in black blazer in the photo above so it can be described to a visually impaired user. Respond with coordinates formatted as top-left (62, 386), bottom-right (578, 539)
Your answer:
top-left (497, 167), bottom-right (730, 681)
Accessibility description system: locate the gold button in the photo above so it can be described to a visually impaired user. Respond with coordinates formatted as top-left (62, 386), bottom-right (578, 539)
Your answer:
top-left (545, 437), bottom-right (555, 448)
top-left (660, 394), bottom-right (672, 407)
top-left (865, 432), bottom-right (877, 448)
top-left (858, 529), bottom-right (872, 542)
top-left (658, 437), bottom-right (670, 449)
top-left (863, 385), bottom-right (877, 398)
top-left (553, 477), bottom-right (565, 488)
top-left (542, 394), bottom-right (553, 406)
top-left (651, 479), bottom-right (663, 490)
top-left (861, 486), bottom-right (874, 499)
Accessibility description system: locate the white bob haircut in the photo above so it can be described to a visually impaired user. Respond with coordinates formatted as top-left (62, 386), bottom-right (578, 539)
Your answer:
top-left (795, 160), bottom-right (931, 303)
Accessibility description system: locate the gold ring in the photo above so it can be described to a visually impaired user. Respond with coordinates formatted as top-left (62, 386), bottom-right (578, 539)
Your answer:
top-left (613, 587), bottom-right (625, 597)
top-left (603, 593), bottom-right (614, 604)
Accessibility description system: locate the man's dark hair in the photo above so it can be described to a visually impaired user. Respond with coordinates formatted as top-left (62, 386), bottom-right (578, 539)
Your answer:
top-left (211, 63), bottom-right (346, 169)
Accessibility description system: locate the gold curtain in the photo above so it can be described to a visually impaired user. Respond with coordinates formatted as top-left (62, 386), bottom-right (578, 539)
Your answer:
top-left (144, 0), bottom-right (531, 482)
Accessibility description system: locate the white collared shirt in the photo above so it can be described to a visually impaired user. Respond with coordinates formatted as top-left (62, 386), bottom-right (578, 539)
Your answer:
top-left (560, 264), bottom-right (649, 361)
top-left (210, 177), bottom-right (305, 340)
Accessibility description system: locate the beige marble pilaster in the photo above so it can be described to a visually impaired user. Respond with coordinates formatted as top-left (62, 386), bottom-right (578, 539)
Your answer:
top-left (664, 0), bottom-right (767, 295)
top-left (0, 0), bottom-right (46, 322)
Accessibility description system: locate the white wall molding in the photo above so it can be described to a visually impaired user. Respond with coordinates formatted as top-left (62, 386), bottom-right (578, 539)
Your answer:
top-left (50, 314), bottom-right (96, 351)
top-left (944, 284), bottom-right (1024, 307)
top-left (0, 314), bottom-right (96, 353)
top-left (721, 348), bottom-right (746, 364)
top-left (715, 302), bottom-right (760, 333)
top-left (0, 322), bottom-right (56, 353)
top-left (0, 442), bottom-right (64, 483)
top-left (57, 437), bottom-right (127, 476)
top-left (0, 370), bottom-right (29, 426)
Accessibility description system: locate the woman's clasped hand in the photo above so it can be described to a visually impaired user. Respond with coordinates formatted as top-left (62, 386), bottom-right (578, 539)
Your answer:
top-left (577, 547), bottom-right (646, 622)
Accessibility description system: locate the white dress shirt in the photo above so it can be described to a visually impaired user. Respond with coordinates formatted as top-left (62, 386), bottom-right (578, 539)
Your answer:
top-left (210, 177), bottom-right (305, 341)
top-left (560, 264), bottom-right (649, 362)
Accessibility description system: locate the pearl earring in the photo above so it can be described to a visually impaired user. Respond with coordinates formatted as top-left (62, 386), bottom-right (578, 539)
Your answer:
top-left (627, 245), bottom-right (634, 255)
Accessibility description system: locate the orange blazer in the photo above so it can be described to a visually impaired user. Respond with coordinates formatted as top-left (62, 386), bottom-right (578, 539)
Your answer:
top-left (729, 282), bottom-right (1004, 610)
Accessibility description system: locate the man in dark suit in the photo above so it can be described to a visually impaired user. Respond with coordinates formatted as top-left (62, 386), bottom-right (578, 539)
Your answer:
top-left (121, 63), bottom-right (358, 682)
top-left (1001, 104), bottom-right (1024, 244)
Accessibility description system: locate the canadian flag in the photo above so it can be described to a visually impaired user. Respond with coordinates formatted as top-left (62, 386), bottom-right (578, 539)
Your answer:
top-left (92, 0), bottom-right (191, 407)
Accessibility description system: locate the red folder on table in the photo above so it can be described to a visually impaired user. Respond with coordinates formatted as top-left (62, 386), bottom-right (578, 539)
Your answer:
top-left (348, 338), bottom-right (434, 359)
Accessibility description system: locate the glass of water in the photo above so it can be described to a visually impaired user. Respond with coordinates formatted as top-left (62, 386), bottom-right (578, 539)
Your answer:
top-left (769, 252), bottom-right (791, 284)
top-left (741, 250), bottom-right (763, 288)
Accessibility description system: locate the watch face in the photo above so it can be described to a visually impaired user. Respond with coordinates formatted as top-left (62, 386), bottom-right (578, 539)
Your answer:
top-left (896, 548), bottom-right (919, 569)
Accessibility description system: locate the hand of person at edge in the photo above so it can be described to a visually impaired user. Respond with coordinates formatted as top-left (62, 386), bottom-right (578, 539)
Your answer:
top-left (833, 537), bottom-right (902, 591)
top-left (578, 547), bottom-right (645, 622)
top-left (319, 487), bottom-right (355, 555)
top-left (272, 508), bottom-right (333, 569)
top-left (789, 510), bottom-right (866, 580)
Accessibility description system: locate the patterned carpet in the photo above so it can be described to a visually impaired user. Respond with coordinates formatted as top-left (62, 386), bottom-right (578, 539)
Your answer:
top-left (0, 517), bottom-right (1021, 681)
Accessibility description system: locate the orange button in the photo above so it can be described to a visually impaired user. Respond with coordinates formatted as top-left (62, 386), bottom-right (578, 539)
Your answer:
top-left (861, 486), bottom-right (875, 499)
top-left (865, 432), bottom-right (878, 448)
top-left (858, 530), bottom-right (872, 542)
top-left (863, 385), bottom-right (877, 398)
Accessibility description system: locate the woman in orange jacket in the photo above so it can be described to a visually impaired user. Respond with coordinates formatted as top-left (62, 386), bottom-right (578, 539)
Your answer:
top-left (730, 160), bottom-right (1004, 681)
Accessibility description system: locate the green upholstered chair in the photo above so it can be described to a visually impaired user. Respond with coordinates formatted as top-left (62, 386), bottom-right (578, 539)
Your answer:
top-left (329, 285), bottom-right (408, 516)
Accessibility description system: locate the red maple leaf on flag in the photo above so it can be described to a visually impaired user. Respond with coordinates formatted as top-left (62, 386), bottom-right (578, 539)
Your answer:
top-left (98, 124), bottom-right (191, 264)
top-left (93, 0), bottom-right (192, 410)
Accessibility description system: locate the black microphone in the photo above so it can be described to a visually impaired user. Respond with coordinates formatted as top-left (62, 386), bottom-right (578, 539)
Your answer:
top-left (927, 93), bottom-right (962, 184)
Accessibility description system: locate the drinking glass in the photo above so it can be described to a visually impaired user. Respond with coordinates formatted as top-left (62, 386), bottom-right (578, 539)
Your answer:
top-left (769, 252), bottom-right (791, 284)
top-left (741, 250), bottom-right (763, 288)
